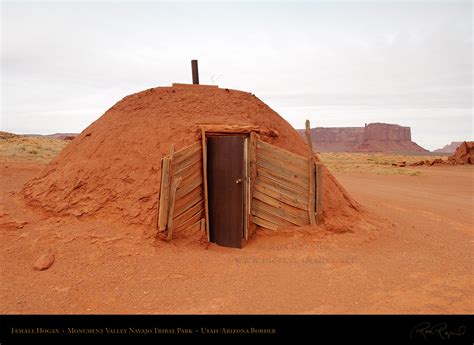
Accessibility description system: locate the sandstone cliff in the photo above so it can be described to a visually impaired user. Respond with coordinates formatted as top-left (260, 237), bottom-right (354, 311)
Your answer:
top-left (298, 123), bottom-right (428, 153)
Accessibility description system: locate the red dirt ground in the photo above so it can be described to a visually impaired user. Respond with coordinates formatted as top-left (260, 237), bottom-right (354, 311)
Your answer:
top-left (1, 159), bottom-right (472, 314)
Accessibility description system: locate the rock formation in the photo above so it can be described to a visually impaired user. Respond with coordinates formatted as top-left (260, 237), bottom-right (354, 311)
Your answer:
top-left (432, 142), bottom-right (463, 154)
top-left (411, 141), bottom-right (473, 166)
top-left (298, 123), bottom-right (428, 153)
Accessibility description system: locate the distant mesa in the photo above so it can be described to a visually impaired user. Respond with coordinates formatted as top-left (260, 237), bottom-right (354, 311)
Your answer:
top-left (23, 133), bottom-right (78, 141)
top-left (432, 141), bottom-right (463, 154)
top-left (298, 122), bottom-right (428, 154)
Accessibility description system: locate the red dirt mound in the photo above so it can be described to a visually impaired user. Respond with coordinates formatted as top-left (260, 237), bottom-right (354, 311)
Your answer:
top-left (22, 84), bottom-right (361, 232)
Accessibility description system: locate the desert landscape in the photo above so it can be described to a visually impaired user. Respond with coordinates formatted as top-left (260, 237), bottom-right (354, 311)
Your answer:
top-left (1, 117), bottom-right (472, 314)
top-left (1, 3), bottom-right (472, 343)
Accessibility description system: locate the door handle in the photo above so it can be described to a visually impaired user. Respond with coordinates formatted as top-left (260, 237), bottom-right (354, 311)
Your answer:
top-left (235, 178), bottom-right (242, 184)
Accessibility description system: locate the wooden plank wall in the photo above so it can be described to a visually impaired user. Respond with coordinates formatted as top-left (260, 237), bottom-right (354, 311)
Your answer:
top-left (158, 142), bottom-right (205, 239)
top-left (158, 136), bottom-right (322, 239)
top-left (252, 140), bottom-right (313, 230)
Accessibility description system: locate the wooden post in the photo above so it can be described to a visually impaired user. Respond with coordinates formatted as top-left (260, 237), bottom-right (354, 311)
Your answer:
top-left (308, 159), bottom-right (316, 226)
top-left (305, 119), bottom-right (314, 156)
top-left (306, 119), bottom-right (322, 225)
top-left (248, 132), bottom-right (258, 237)
top-left (306, 119), bottom-right (316, 225)
top-left (157, 158), bottom-right (171, 232)
top-left (169, 144), bottom-right (175, 165)
top-left (166, 177), bottom-right (182, 241)
top-left (157, 144), bottom-right (175, 234)
top-left (243, 137), bottom-right (249, 240)
top-left (315, 163), bottom-right (323, 224)
top-left (191, 60), bottom-right (199, 85)
top-left (201, 128), bottom-right (210, 242)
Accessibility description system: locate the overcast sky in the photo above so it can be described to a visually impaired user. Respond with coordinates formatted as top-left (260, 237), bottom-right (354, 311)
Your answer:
top-left (1, 1), bottom-right (472, 150)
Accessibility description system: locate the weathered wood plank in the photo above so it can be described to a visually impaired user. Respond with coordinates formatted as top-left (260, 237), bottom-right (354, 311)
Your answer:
top-left (174, 186), bottom-right (202, 210)
top-left (199, 124), bottom-right (261, 134)
top-left (251, 207), bottom-right (294, 228)
top-left (174, 217), bottom-right (203, 235)
top-left (257, 158), bottom-right (309, 186)
top-left (172, 159), bottom-right (202, 179)
top-left (173, 195), bottom-right (204, 222)
top-left (168, 144), bottom-right (175, 164)
top-left (257, 152), bottom-right (308, 177)
top-left (172, 150), bottom-right (202, 176)
top-left (253, 216), bottom-right (279, 230)
top-left (253, 199), bottom-right (309, 226)
top-left (173, 209), bottom-right (205, 234)
top-left (254, 181), bottom-right (309, 211)
top-left (257, 154), bottom-right (309, 183)
top-left (175, 173), bottom-right (203, 199)
top-left (174, 199), bottom-right (204, 226)
top-left (257, 165), bottom-right (309, 191)
top-left (175, 163), bottom-right (203, 191)
top-left (172, 199), bottom-right (204, 229)
top-left (305, 119), bottom-right (314, 154)
top-left (315, 163), bottom-right (323, 224)
top-left (253, 190), bottom-right (309, 221)
top-left (157, 157), bottom-right (171, 231)
top-left (257, 149), bottom-right (308, 176)
top-left (308, 160), bottom-right (316, 226)
top-left (243, 137), bottom-right (249, 240)
top-left (248, 131), bottom-right (258, 238)
top-left (256, 174), bottom-right (309, 198)
top-left (257, 140), bottom-right (308, 167)
top-left (257, 160), bottom-right (309, 188)
top-left (166, 176), bottom-right (182, 241)
top-left (173, 189), bottom-right (203, 219)
top-left (201, 128), bottom-right (210, 242)
top-left (188, 218), bottom-right (204, 233)
top-left (172, 142), bottom-right (201, 166)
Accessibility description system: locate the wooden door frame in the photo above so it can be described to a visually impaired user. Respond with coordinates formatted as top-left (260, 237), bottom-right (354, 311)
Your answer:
top-left (200, 126), bottom-right (252, 244)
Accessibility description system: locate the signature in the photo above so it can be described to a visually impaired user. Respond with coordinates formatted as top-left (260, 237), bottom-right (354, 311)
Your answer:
top-left (410, 322), bottom-right (467, 341)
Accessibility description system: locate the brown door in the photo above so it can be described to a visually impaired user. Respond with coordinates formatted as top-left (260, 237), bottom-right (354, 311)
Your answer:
top-left (207, 135), bottom-right (245, 248)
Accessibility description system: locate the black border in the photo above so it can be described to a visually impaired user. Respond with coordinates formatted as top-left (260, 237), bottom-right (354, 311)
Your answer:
top-left (0, 314), bottom-right (472, 344)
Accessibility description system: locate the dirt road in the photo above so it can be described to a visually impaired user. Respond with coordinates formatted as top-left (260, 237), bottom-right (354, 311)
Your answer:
top-left (1, 161), bottom-right (472, 313)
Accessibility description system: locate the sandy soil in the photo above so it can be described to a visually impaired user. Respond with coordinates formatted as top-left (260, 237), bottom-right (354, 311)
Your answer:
top-left (1, 160), bottom-right (472, 314)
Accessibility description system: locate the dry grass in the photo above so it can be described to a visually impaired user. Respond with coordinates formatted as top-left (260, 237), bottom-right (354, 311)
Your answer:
top-left (318, 152), bottom-right (447, 176)
top-left (0, 132), bottom-right (69, 163)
